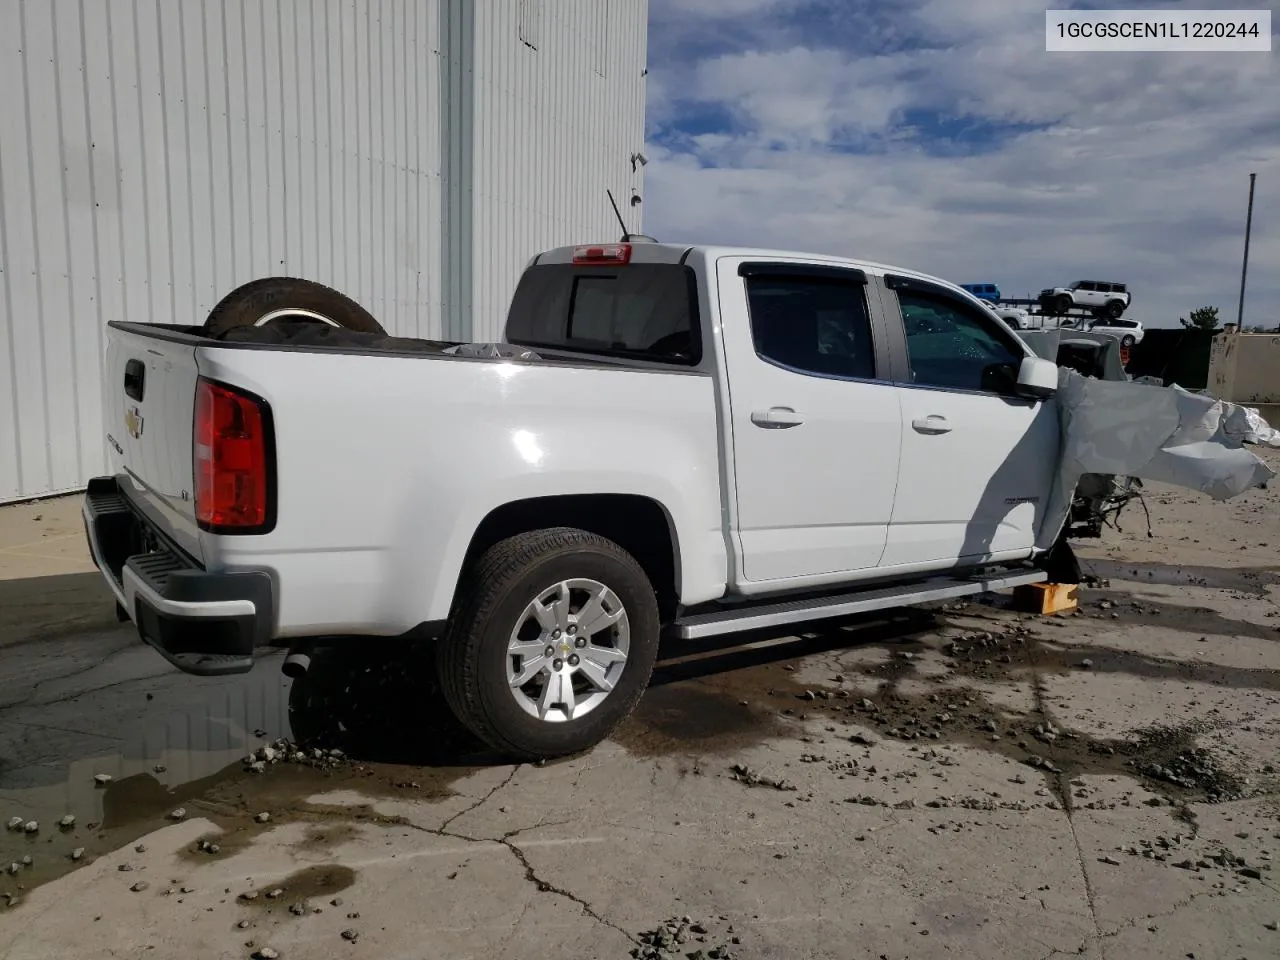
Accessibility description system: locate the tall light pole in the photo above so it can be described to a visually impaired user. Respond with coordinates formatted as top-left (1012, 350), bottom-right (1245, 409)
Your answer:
top-left (1236, 172), bottom-right (1256, 329)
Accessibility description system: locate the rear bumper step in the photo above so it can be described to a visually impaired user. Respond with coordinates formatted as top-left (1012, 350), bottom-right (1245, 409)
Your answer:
top-left (671, 569), bottom-right (1049, 640)
top-left (82, 476), bottom-right (273, 677)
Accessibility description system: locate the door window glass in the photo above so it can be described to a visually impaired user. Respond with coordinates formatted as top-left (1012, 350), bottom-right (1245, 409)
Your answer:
top-left (745, 275), bottom-right (877, 380)
top-left (898, 291), bottom-right (1025, 393)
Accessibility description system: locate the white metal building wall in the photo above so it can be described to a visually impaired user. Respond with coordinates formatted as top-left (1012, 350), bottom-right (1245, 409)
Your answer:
top-left (0, 0), bottom-right (444, 502)
top-left (468, 0), bottom-right (648, 342)
top-left (0, 0), bottom-right (649, 503)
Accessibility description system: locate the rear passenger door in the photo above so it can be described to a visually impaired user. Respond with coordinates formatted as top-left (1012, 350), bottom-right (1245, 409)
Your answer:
top-left (718, 260), bottom-right (903, 586)
top-left (879, 275), bottom-right (1059, 568)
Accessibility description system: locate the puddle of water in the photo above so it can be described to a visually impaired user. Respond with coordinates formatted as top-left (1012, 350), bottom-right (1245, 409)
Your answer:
top-left (0, 644), bottom-right (487, 906)
top-left (616, 613), bottom-right (932, 758)
top-left (623, 598), bottom-right (1270, 810)
top-left (1081, 559), bottom-right (1280, 595)
top-left (0, 573), bottom-right (122, 648)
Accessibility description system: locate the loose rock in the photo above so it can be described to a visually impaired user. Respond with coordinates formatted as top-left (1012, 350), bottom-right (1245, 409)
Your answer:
top-left (253, 949), bottom-right (280, 960)
top-left (130, 881), bottom-right (149, 892)
top-left (59, 814), bottom-right (76, 829)
top-left (255, 812), bottom-right (272, 823)
top-left (93, 774), bottom-right (112, 786)
top-left (729, 763), bottom-right (797, 792)
top-left (70, 848), bottom-right (85, 861)
top-left (5, 817), bottom-right (22, 831)
top-left (340, 929), bottom-right (359, 942)
top-left (169, 808), bottom-right (186, 821)
top-left (22, 820), bottom-right (38, 834)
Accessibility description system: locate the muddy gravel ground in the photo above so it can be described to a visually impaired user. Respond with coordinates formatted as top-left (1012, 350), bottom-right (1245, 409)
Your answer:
top-left (0, 451), bottom-right (1277, 960)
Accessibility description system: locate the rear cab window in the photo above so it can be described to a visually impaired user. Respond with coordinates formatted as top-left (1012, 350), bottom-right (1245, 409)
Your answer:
top-left (505, 262), bottom-right (701, 364)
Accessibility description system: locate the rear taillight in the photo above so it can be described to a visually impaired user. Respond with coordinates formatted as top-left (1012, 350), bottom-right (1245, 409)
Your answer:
top-left (194, 378), bottom-right (274, 533)
top-left (572, 243), bottom-right (631, 265)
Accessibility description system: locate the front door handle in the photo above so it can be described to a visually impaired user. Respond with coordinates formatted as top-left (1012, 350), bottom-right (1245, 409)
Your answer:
top-left (911, 414), bottom-right (952, 435)
top-left (751, 407), bottom-right (804, 428)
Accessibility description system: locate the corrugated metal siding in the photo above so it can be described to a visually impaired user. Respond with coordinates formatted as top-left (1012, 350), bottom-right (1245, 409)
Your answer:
top-left (469, 0), bottom-right (649, 342)
top-left (0, 0), bottom-right (446, 502)
top-left (0, 0), bottom-right (648, 503)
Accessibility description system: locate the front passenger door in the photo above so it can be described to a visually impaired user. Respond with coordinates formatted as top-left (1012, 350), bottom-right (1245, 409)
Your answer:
top-left (881, 277), bottom-right (1059, 569)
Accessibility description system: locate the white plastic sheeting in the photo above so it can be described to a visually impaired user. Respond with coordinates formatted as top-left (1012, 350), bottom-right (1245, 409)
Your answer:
top-left (1037, 371), bottom-right (1276, 549)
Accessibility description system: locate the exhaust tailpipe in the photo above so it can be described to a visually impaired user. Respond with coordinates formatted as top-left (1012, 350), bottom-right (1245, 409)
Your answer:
top-left (282, 646), bottom-right (313, 679)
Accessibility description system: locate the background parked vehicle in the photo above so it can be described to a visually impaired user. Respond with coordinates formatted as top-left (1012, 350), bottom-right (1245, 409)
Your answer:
top-left (1039, 281), bottom-right (1131, 319)
top-left (960, 282), bottom-right (1001, 302)
top-left (1086, 317), bottom-right (1144, 347)
top-left (988, 305), bottom-right (1031, 329)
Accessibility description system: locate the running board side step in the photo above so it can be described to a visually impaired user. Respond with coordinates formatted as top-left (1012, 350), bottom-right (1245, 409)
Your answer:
top-left (671, 569), bottom-right (1049, 640)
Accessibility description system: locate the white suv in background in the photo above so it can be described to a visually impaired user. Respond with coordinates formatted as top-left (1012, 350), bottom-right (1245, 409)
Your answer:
top-left (977, 302), bottom-right (1031, 329)
top-left (1086, 317), bottom-right (1143, 347)
top-left (1040, 281), bottom-right (1131, 319)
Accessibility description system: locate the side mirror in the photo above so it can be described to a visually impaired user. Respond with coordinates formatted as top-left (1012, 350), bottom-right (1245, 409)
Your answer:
top-left (1016, 356), bottom-right (1058, 400)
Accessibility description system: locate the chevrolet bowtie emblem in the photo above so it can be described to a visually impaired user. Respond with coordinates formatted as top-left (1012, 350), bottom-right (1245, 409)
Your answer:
top-left (125, 406), bottom-right (144, 440)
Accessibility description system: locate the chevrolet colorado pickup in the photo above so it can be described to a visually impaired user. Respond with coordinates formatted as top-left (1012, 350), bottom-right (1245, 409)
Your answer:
top-left (81, 241), bottom-right (1265, 760)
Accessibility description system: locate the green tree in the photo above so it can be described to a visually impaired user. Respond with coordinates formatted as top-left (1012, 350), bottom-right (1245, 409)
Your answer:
top-left (1179, 306), bottom-right (1220, 331)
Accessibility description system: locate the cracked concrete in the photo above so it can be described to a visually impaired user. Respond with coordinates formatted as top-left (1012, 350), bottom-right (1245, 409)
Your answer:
top-left (1, 449), bottom-right (1278, 959)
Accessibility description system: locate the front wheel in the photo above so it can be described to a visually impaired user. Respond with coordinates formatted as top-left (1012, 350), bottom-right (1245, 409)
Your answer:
top-left (1054, 294), bottom-right (1074, 316)
top-left (437, 528), bottom-right (660, 761)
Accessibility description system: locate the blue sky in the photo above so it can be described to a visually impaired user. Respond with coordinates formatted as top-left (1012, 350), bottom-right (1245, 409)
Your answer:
top-left (642, 0), bottom-right (1279, 328)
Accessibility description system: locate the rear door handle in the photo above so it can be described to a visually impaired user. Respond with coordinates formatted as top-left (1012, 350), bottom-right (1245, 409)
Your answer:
top-left (751, 407), bottom-right (804, 428)
top-left (911, 415), bottom-right (952, 435)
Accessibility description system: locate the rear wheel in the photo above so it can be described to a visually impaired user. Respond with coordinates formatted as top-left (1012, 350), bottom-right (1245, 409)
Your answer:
top-left (203, 277), bottom-right (385, 336)
top-left (1053, 294), bottom-right (1074, 316)
top-left (437, 528), bottom-right (660, 761)
top-left (1106, 300), bottom-right (1125, 319)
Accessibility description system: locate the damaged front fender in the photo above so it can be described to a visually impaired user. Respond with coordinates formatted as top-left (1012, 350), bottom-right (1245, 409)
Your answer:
top-left (1037, 371), bottom-right (1275, 551)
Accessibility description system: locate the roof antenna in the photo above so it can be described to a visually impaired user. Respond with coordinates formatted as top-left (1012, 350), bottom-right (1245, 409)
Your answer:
top-left (607, 189), bottom-right (657, 243)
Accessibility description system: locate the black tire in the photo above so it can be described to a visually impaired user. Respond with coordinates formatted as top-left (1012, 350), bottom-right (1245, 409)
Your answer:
top-left (1053, 294), bottom-right (1073, 316)
top-left (1120, 334), bottom-right (1136, 348)
top-left (437, 527), bottom-right (660, 761)
top-left (1106, 300), bottom-right (1125, 319)
top-left (203, 277), bottom-right (386, 336)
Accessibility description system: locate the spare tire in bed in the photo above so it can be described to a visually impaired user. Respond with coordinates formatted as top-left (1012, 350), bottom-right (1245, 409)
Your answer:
top-left (203, 277), bottom-right (386, 336)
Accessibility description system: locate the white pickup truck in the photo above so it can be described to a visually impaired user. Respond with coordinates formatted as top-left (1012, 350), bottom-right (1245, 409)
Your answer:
top-left (81, 240), bottom-right (1266, 760)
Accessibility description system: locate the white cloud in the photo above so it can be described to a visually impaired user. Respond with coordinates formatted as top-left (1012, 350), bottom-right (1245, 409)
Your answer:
top-left (643, 0), bottom-right (1280, 327)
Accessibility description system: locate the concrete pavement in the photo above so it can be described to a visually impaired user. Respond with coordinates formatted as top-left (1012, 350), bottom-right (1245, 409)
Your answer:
top-left (0, 454), bottom-right (1277, 959)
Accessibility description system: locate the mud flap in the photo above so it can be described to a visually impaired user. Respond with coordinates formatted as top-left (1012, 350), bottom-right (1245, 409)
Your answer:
top-left (1041, 536), bottom-right (1082, 585)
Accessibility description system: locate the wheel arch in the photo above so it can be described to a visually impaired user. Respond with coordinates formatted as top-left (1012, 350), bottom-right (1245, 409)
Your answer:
top-left (456, 494), bottom-right (682, 622)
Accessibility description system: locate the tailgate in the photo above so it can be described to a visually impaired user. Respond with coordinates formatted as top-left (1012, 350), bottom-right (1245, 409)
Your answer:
top-left (103, 326), bottom-right (204, 562)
